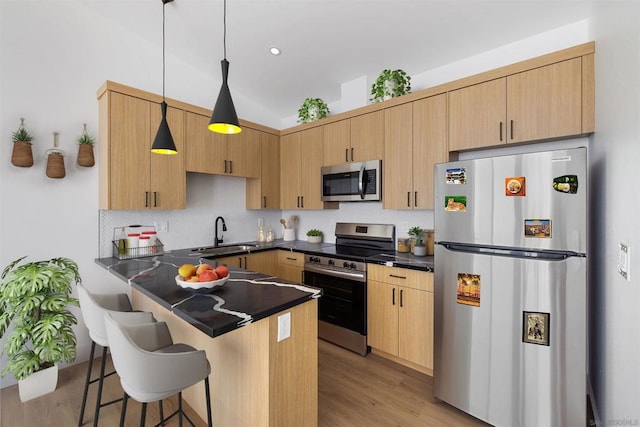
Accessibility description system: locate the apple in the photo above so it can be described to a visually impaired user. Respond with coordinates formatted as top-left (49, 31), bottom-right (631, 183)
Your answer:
top-left (214, 265), bottom-right (229, 279)
top-left (199, 269), bottom-right (218, 282)
top-left (196, 263), bottom-right (214, 276)
top-left (188, 276), bottom-right (200, 282)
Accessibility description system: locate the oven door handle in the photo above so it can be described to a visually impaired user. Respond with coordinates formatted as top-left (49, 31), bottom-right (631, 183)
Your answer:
top-left (304, 264), bottom-right (366, 282)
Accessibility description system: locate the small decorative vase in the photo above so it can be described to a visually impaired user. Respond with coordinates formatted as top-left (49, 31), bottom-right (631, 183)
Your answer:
top-left (18, 364), bottom-right (58, 402)
top-left (307, 235), bottom-right (322, 244)
top-left (46, 153), bottom-right (66, 179)
top-left (77, 144), bottom-right (95, 167)
top-left (11, 141), bottom-right (34, 167)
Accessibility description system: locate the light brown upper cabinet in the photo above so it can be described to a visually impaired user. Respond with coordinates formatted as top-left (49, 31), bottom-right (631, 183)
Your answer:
top-left (281, 127), bottom-right (337, 210)
top-left (323, 111), bottom-right (384, 166)
top-left (98, 90), bottom-right (186, 210)
top-left (384, 94), bottom-right (447, 210)
top-left (449, 57), bottom-right (585, 151)
top-left (246, 132), bottom-right (280, 210)
top-left (185, 112), bottom-right (260, 178)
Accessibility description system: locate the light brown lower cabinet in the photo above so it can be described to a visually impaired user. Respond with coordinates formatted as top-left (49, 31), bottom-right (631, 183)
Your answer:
top-left (276, 250), bottom-right (304, 284)
top-left (367, 264), bottom-right (434, 375)
top-left (213, 251), bottom-right (278, 277)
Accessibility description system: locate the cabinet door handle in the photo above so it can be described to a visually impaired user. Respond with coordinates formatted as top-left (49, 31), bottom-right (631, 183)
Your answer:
top-left (286, 257), bottom-right (297, 261)
top-left (297, 196), bottom-right (300, 208)
top-left (244, 256), bottom-right (248, 269)
top-left (407, 192), bottom-right (411, 207)
top-left (229, 160), bottom-right (233, 174)
top-left (510, 120), bottom-right (514, 140)
top-left (400, 289), bottom-right (404, 307)
top-left (145, 191), bottom-right (149, 208)
top-left (392, 288), bottom-right (396, 305)
top-left (263, 196), bottom-right (267, 208)
top-left (224, 160), bottom-right (228, 173)
top-left (499, 121), bottom-right (503, 141)
top-left (345, 148), bottom-right (349, 162)
top-left (350, 147), bottom-right (354, 162)
top-left (389, 274), bottom-right (407, 280)
top-left (238, 257), bottom-right (243, 268)
top-left (414, 191), bottom-right (417, 207)
top-left (301, 196), bottom-right (304, 208)
top-left (153, 192), bottom-right (158, 207)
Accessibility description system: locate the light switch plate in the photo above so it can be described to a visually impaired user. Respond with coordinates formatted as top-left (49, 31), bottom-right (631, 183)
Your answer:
top-left (618, 242), bottom-right (630, 281)
top-left (154, 221), bottom-right (168, 233)
top-left (277, 312), bottom-right (291, 342)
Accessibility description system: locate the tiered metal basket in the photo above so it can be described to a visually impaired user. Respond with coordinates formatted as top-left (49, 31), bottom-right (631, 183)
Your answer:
top-left (112, 225), bottom-right (164, 260)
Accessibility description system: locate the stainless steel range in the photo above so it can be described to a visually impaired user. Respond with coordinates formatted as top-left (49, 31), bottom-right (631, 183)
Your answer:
top-left (303, 222), bottom-right (395, 355)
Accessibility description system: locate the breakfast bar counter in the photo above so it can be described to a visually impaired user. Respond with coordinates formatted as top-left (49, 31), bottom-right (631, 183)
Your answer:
top-left (95, 250), bottom-right (320, 427)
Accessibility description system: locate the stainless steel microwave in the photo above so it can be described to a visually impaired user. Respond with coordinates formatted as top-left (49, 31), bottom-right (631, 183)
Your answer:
top-left (321, 160), bottom-right (381, 202)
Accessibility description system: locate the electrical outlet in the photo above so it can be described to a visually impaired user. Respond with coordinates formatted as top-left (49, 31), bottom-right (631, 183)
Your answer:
top-left (618, 242), bottom-right (630, 281)
top-left (154, 221), bottom-right (168, 233)
top-left (277, 312), bottom-right (291, 342)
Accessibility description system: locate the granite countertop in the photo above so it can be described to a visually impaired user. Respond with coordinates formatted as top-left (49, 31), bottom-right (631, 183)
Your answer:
top-left (95, 249), bottom-right (321, 338)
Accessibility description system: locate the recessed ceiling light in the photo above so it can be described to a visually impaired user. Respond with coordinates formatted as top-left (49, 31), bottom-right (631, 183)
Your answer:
top-left (269, 46), bottom-right (281, 56)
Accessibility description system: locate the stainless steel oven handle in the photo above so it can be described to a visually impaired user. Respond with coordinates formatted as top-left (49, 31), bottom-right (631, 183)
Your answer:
top-left (304, 264), bottom-right (366, 282)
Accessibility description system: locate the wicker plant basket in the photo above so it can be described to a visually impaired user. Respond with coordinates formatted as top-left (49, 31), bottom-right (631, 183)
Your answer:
top-left (77, 144), bottom-right (95, 167)
top-left (11, 142), bottom-right (34, 167)
top-left (46, 153), bottom-right (66, 179)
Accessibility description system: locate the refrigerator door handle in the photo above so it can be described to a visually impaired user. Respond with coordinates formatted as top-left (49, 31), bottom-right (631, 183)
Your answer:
top-left (437, 241), bottom-right (585, 261)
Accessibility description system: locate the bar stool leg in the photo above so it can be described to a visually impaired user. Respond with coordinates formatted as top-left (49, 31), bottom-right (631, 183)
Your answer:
top-left (78, 341), bottom-right (97, 426)
top-left (93, 346), bottom-right (109, 427)
top-left (205, 377), bottom-right (212, 427)
top-left (119, 393), bottom-right (128, 427)
top-left (158, 400), bottom-right (164, 426)
top-left (178, 392), bottom-right (183, 427)
top-left (140, 402), bottom-right (147, 427)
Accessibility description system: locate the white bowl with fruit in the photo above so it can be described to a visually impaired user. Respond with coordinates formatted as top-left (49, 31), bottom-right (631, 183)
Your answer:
top-left (176, 263), bottom-right (230, 292)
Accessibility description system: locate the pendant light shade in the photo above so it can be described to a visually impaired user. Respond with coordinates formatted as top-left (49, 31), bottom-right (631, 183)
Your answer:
top-left (209, 0), bottom-right (242, 134)
top-left (208, 59), bottom-right (241, 134)
top-left (151, 101), bottom-right (177, 154)
top-left (151, 0), bottom-right (177, 155)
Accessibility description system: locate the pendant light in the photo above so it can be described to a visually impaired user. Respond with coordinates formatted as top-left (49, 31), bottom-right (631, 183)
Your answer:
top-left (151, 0), bottom-right (178, 154)
top-left (208, 0), bottom-right (242, 134)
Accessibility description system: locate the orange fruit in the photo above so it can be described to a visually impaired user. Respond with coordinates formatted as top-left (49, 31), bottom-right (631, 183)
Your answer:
top-left (196, 263), bottom-right (214, 275)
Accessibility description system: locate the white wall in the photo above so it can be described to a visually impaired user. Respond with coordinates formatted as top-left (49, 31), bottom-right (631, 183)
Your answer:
top-left (588, 3), bottom-right (640, 424)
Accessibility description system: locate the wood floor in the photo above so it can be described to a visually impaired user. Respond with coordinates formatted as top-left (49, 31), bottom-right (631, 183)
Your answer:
top-left (1, 339), bottom-right (486, 426)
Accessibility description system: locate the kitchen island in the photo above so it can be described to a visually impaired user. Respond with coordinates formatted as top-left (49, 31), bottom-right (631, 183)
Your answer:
top-left (96, 250), bottom-right (321, 427)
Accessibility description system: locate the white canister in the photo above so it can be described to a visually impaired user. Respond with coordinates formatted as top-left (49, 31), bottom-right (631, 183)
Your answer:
top-left (138, 235), bottom-right (151, 256)
top-left (141, 231), bottom-right (158, 253)
top-left (283, 228), bottom-right (295, 242)
top-left (126, 233), bottom-right (140, 256)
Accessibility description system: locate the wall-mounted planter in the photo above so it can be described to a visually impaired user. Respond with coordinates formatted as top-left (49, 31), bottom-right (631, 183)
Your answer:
top-left (76, 124), bottom-right (95, 167)
top-left (46, 150), bottom-right (66, 179)
top-left (11, 141), bottom-right (34, 167)
top-left (77, 144), bottom-right (95, 167)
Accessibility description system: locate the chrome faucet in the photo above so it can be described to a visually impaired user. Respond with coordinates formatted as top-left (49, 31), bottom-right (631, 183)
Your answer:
top-left (215, 216), bottom-right (227, 247)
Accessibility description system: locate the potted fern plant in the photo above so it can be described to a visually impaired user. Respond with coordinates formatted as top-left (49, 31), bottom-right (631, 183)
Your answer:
top-left (10, 118), bottom-right (35, 167)
top-left (297, 98), bottom-right (329, 123)
top-left (370, 69), bottom-right (411, 103)
top-left (0, 256), bottom-right (81, 402)
top-left (76, 123), bottom-right (95, 167)
top-left (408, 226), bottom-right (427, 256)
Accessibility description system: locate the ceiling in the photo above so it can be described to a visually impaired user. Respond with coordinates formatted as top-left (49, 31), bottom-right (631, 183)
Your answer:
top-left (83, 0), bottom-right (595, 121)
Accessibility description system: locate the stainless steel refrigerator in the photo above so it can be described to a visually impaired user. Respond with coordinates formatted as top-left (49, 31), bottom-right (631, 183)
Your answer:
top-left (433, 148), bottom-right (586, 427)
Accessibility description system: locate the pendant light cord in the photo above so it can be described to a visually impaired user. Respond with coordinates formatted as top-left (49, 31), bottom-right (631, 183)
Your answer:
top-left (223, 0), bottom-right (227, 59)
top-left (162, 1), bottom-right (166, 100)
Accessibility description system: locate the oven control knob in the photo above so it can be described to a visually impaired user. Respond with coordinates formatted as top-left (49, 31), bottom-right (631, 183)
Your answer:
top-left (349, 262), bottom-right (356, 269)
top-left (343, 261), bottom-right (349, 268)
top-left (328, 259), bottom-right (335, 266)
top-left (312, 256), bottom-right (320, 263)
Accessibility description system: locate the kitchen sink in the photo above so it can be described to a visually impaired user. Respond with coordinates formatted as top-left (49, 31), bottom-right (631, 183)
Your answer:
top-left (190, 244), bottom-right (260, 256)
